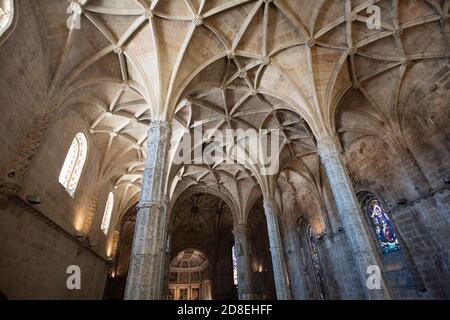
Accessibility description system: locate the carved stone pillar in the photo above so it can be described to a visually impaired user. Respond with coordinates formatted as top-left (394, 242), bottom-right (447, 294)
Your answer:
top-left (162, 224), bottom-right (173, 300)
top-left (125, 121), bottom-right (171, 300)
top-left (283, 223), bottom-right (307, 300)
top-left (233, 224), bottom-right (254, 300)
top-left (317, 135), bottom-right (391, 300)
top-left (263, 199), bottom-right (292, 300)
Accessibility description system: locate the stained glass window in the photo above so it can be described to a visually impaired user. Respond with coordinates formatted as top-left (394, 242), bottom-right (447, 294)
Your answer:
top-left (101, 192), bottom-right (114, 235)
top-left (366, 198), bottom-right (400, 254)
top-left (232, 245), bottom-right (238, 286)
top-left (307, 226), bottom-right (329, 300)
top-left (58, 132), bottom-right (88, 198)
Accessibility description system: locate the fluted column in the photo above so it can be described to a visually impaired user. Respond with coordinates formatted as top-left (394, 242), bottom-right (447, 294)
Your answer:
top-left (263, 199), bottom-right (292, 300)
top-left (233, 224), bottom-right (254, 300)
top-left (317, 135), bottom-right (391, 300)
top-left (125, 121), bottom-right (171, 300)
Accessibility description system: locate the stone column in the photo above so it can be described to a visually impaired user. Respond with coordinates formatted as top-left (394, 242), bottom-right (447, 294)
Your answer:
top-left (233, 224), bottom-right (254, 300)
top-left (317, 135), bottom-right (391, 300)
top-left (283, 223), bottom-right (307, 300)
top-left (125, 121), bottom-right (171, 300)
top-left (263, 199), bottom-right (292, 300)
top-left (162, 225), bottom-right (173, 300)
top-left (321, 180), bottom-right (366, 299)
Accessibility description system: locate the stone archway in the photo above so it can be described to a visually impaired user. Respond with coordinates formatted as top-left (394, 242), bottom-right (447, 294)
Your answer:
top-left (169, 192), bottom-right (235, 300)
top-left (168, 248), bottom-right (212, 300)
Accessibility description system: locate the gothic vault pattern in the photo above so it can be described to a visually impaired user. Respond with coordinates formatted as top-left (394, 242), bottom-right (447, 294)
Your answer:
top-left (0, 0), bottom-right (449, 300)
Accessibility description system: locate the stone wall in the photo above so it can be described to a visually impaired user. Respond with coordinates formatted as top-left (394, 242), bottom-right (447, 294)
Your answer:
top-left (338, 61), bottom-right (450, 299)
top-left (0, 1), bottom-right (119, 298)
top-left (390, 190), bottom-right (450, 298)
top-left (0, 0), bottom-right (49, 177)
top-left (0, 197), bottom-right (108, 299)
top-left (0, 108), bottom-right (113, 299)
top-left (0, 15), bottom-right (115, 296)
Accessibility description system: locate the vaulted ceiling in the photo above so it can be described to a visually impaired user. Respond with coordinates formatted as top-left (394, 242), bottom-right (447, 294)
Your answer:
top-left (26, 0), bottom-right (450, 223)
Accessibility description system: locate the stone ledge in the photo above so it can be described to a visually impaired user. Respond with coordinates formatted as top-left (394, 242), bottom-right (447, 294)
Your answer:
top-left (7, 195), bottom-right (109, 264)
top-left (391, 184), bottom-right (450, 211)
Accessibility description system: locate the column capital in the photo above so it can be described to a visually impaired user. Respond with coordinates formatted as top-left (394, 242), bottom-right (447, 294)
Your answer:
top-left (233, 223), bottom-right (249, 235)
top-left (148, 120), bottom-right (172, 144)
top-left (164, 195), bottom-right (171, 206)
top-left (136, 201), bottom-right (164, 211)
top-left (316, 134), bottom-right (342, 160)
top-left (262, 198), bottom-right (274, 212)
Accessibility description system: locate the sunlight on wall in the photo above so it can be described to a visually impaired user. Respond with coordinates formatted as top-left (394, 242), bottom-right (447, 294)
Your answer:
top-left (106, 241), bottom-right (113, 258)
top-left (311, 222), bottom-right (325, 237)
top-left (73, 211), bottom-right (85, 232)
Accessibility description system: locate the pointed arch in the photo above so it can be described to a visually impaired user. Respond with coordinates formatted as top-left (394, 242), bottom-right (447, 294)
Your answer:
top-left (58, 132), bottom-right (88, 198)
top-left (101, 192), bottom-right (114, 235)
top-left (364, 196), bottom-right (401, 254)
top-left (0, 0), bottom-right (14, 39)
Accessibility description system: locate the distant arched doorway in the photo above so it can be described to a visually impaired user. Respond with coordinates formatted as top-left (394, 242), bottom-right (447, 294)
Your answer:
top-left (168, 249), bottom-right (212, 300)
top-left (169, 192), bottom-right (235, 300)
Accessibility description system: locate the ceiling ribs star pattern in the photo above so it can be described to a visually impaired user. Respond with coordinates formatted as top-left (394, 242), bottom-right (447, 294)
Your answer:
top-left (20, 0), bottom-right (449, 223)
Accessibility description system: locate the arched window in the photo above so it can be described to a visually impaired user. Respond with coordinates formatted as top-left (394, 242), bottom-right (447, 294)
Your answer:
top-left (360, 194), bottom-right (424, 295)
top-left (101, 192), bottom-right (114, 235)
top-left (365, 198), bottom-right (400, 254)
top-left (58, 132), bottom-right (88, 198)
top-left (0, 0), bottom-right (14, 38)
top-left (232, 245), bottom-right (238, 286)
top-left (306, 226), bottom-right (329, 300)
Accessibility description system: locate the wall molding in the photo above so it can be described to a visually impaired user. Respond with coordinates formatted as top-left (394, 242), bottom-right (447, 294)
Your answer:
top-left (9, 195), bottom-right (110, 264)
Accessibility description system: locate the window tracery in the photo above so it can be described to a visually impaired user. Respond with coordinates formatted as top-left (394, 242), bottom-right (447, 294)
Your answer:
top-left (58, 132), bottom-right (88, 198)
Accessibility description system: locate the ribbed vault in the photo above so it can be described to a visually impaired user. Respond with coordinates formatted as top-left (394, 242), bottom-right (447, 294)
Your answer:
top-left (3, 0), bottom-right (449, 226)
